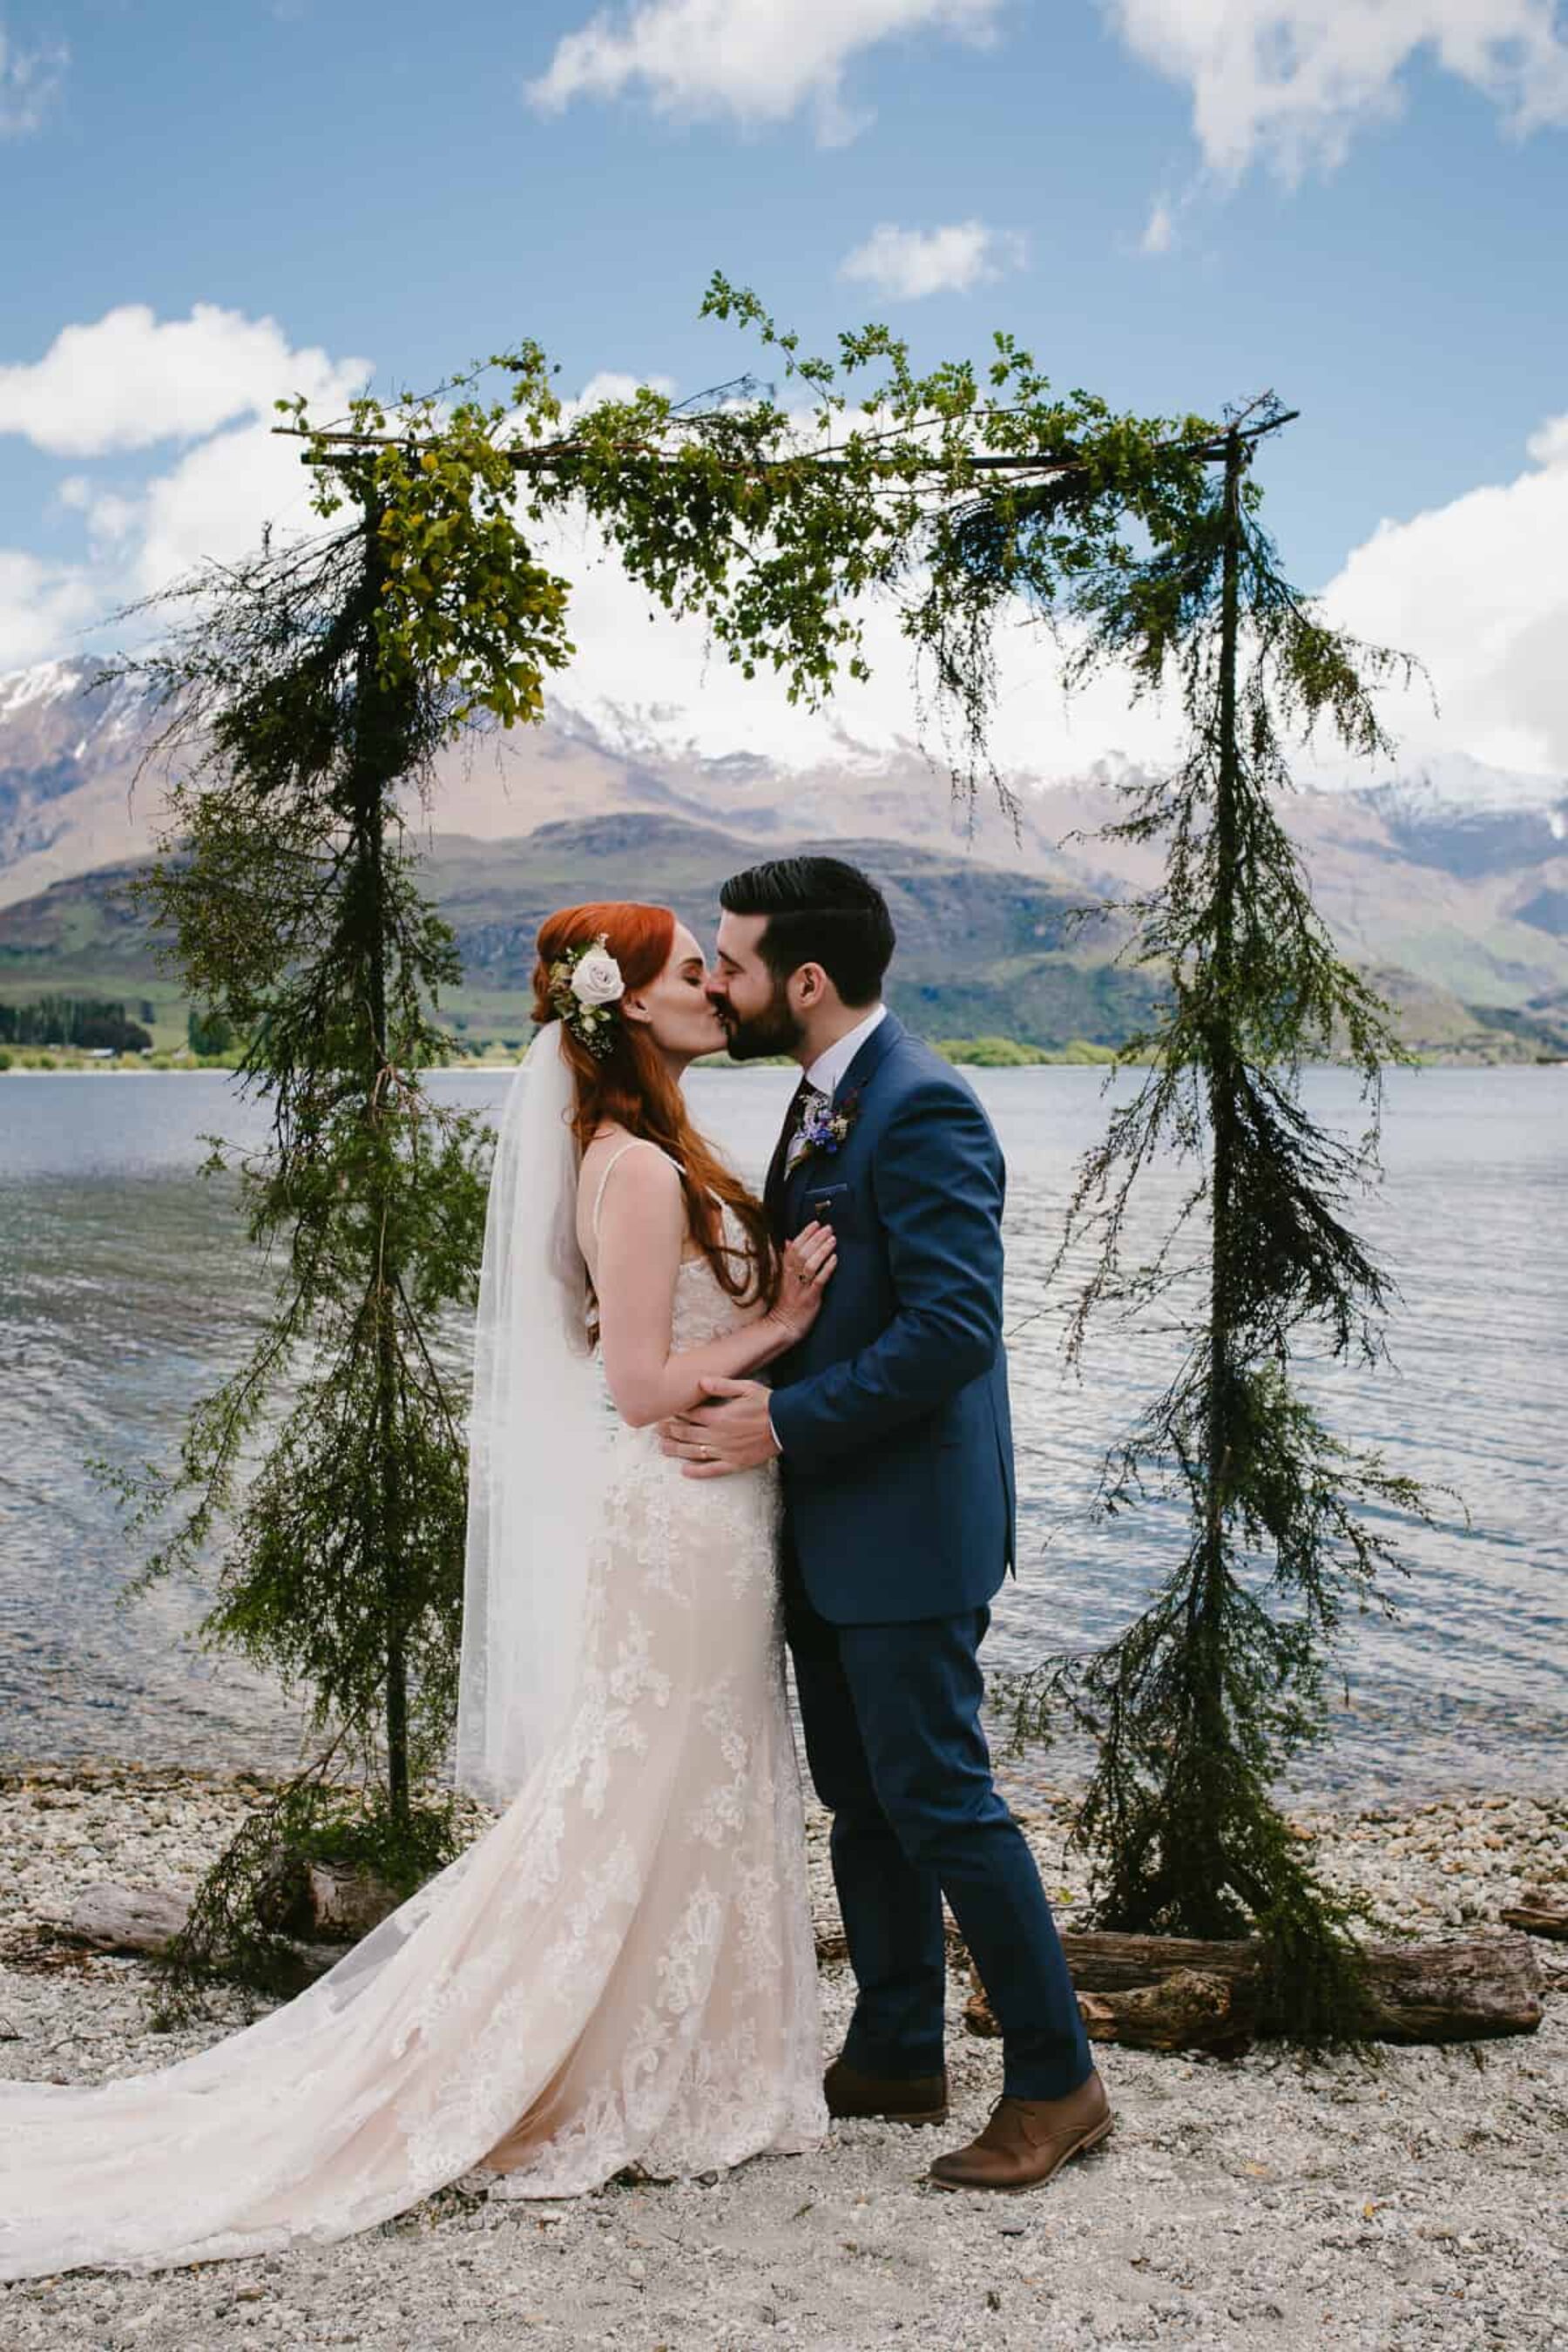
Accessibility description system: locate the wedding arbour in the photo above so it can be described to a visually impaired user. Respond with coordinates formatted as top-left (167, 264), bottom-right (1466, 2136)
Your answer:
top-left (112, 279), bottom-right (1430, 2037)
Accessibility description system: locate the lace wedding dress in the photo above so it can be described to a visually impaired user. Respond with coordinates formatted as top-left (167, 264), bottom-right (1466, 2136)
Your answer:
top-left (0, 1161), bottom-right (826, 2281)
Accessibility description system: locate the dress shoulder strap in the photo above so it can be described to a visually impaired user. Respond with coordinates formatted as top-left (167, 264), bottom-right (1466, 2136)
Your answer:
top-left (590, 1136), bottom-right (685, 1240)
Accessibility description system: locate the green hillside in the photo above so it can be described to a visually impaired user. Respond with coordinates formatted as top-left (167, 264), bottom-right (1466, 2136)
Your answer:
top-left (1, 813), bottom-right (1562, 1062)
top-left (435, 816), bottom-right (1170, 1050)
top-left (0, 815), bottom-right (1166, 1056)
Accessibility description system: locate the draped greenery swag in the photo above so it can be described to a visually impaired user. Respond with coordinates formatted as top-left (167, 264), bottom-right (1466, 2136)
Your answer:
top-left (110, 293), bottom-right (1429, 2035)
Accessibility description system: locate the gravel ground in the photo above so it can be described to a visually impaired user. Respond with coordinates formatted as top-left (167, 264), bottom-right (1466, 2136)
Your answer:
top-left (2, 1762), bottom-right (1565, 2352)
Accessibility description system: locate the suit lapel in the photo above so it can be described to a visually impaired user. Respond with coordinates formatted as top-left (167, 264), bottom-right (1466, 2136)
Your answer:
top-left (781, 1013), bottom-right (904, 1219)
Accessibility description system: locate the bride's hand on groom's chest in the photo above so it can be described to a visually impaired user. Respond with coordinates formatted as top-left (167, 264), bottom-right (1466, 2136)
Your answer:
top-left (789, 1179), bottom-right (862, 1242)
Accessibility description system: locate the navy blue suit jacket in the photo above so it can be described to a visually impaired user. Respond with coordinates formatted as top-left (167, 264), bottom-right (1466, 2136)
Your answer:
top-left (767, 1014), bottom-right (1017, 1625)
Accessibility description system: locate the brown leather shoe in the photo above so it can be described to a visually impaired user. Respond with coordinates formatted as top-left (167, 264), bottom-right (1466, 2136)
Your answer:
top-left (824, 2055), bottom-right (950, 2126)
top-left (928, 2071), bottom-right (1112, 2192)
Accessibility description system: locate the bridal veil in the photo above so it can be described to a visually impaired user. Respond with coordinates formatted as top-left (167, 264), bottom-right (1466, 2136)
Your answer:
top-left (456, 1019), bottom-right (604, 1806)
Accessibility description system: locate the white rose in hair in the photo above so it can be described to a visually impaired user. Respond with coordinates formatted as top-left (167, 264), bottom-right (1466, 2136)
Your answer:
top-left (571, 950), bottom-right (625, 1007)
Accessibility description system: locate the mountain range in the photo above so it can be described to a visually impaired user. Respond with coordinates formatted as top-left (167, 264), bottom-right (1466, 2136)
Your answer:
top-left (2, 658), bottom-right (1565, 1058)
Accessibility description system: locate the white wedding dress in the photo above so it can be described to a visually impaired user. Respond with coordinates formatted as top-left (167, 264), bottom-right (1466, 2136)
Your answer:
top-left (0, 1168), bottom-right (826, 2281)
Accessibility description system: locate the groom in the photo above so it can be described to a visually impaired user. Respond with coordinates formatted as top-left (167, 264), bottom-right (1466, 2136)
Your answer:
top-left (662, 854), bottom-right (1110, 2193)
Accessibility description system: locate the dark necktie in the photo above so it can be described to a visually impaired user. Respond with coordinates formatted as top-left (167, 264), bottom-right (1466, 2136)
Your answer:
top-left (764, 1078), bottom-right (814, 1230)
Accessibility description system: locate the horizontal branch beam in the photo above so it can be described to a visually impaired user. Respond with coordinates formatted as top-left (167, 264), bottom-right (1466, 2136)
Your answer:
top-left (274, 409), bottom-right (1299, 482)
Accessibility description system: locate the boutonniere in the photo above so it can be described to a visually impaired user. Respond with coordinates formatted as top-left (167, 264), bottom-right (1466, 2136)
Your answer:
top-left (787, 1086), bottom-right (862, 1174)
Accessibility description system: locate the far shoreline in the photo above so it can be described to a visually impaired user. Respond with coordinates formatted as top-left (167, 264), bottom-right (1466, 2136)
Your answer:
top-left (3, 1053), bottom-right (1562, 1078)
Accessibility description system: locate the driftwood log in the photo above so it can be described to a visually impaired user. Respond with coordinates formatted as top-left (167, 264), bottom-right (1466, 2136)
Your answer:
top-left (60, 1863), bottom-right (401, 1963)
top-left (300, 1861), bottom-right (402, 1941)
top-left (1077, 1971), bottom-right (1253, 2056)
top-left (960, 1963), bottom-right (1261, 2055)
top-left (1499, 1890), bottom-right (1568, 1942)
top-left (62, 1884), bottom-right (191, 1957)
top-left (953, 1929), bottom-right (1544, 2049)
top-left (67, 1889), bottom-right (1544, 2046)
top-left (251, 1846), bottom-right (402, 1942)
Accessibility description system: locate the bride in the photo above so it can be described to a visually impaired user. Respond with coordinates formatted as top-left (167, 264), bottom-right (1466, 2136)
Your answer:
top-left (0, 900), bottom-right (836, 2281)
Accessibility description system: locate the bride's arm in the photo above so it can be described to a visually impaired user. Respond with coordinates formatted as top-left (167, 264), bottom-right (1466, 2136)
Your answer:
top-left (592, 1148), bottom-right (833, 1430)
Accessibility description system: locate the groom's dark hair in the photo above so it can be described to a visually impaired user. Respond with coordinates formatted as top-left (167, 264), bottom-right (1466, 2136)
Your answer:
top-left (720, 855), bottom-right (895, 1008)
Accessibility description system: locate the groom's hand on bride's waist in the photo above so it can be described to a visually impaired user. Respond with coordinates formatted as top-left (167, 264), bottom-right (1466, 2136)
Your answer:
top-left (660, 1378), bottom-right (781, 1477)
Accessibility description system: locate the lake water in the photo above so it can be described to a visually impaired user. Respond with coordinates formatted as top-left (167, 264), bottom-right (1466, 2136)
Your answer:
top-left (1, 1066), bottom-right (1563, 1798)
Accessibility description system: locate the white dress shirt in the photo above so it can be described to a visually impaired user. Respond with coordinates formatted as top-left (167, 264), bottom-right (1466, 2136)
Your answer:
top-left (803, 1003), bottom-right (887, 1102)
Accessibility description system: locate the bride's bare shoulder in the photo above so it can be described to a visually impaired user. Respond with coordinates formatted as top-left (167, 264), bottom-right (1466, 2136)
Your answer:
top-left (578, 1126), bottom-right (622, 1206)
top-left (578, 1129), bottom-right (681, 1220)
top-left (581, 1123), bottom-right (656, 1177)
top-left (579, 1121), bottom-right (629, 1168)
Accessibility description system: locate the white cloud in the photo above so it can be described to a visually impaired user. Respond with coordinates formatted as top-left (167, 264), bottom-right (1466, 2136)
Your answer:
top-left (9, 302), bottom-right (1565, 800)
top-left (1139, 195), bottom-right (1175, 255)
top-left (8, 352), bottom-right (692, 671)
top-left (96, 332), bottom-right (372, 599)
top-left (0, 308), bottom-right (373, 665)
top-left (838, 220), bottom-right (1026, 300)
top-left (129, 416), bottom-right (339, 598)
top-left (556, 369), bottom-right (677, 425)
top-left (1526, 412), bottom-right (1568, 468)
top-left (546, 411), bottom-right (1568, 792)
top-left (1106, 0), bottom-right (1568, 181)
top-left (524, 498), bottom-right (1184, 780)
top-left (57, 475), bottom-right (139, 551)
top-left (1321, 413), bottom-right (1568, 775)
top-left (526, 0), bottom-right (1002, 145)
top-left (0, 550), bottom-right (99, 670)
top-left (0, 303), bottom-right (369, 458)
top-left (0, 25), bottom-right (67, 138)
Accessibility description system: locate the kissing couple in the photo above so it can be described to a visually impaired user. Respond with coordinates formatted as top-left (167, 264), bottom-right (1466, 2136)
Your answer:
top-left (0, 855), bottom-right (1108, 2282)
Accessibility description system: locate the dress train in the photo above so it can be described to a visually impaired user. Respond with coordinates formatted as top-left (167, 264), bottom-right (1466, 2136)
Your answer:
top-left (0, 1240), bottom-right (825, 2281)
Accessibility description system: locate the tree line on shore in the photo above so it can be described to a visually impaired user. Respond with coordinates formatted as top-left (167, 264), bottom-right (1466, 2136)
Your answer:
top-left (0, 1007), bottom-right (1111, 1071)
top-left (0, 995), bottom-right (242, 1067)
top-left (0, 993), bottom-right (153, 1053)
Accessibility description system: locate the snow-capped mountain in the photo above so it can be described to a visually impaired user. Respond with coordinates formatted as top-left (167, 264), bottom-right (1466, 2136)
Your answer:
top-left (1362, 749), bottom-right (1567, 815)
top-left (1, 657), bottom-right (1565, 1031)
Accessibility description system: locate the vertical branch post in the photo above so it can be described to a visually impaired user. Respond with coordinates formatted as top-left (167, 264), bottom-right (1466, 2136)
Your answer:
top-left (345, 483), bottom-right (411, 1827)
top-left (1194, 428), bottom-right (1245, 1802)
top-left (998, 403), bottom-right (1434, 2031)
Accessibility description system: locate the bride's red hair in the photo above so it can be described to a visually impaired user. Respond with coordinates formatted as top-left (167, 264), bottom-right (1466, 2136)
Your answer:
top-left (532, 901), bottom-right (779, 1318)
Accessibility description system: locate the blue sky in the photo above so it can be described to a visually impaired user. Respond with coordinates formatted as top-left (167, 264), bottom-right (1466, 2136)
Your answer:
top-left (3, 0), bottom-right (1566, 779)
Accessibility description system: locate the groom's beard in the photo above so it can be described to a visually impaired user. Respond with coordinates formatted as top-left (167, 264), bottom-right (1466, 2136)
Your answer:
top-left (720, 977), bottom-right (804, 1063)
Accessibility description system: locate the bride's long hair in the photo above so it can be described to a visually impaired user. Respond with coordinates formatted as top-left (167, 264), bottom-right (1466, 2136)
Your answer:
top-left (532, 901), bottom-right (780, 1318)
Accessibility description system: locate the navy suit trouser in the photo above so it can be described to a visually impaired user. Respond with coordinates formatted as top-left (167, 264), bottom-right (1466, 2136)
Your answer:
top-left (785, 1562), bottom-right (1092, 2102)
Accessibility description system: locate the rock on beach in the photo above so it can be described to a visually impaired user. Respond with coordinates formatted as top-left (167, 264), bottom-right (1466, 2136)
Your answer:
top-left (2, 1761), bottom-right (1565, 2351)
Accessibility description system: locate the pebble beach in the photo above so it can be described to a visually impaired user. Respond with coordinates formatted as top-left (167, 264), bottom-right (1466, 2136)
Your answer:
top-left (2, 1763), bottom-right (1565, 2351)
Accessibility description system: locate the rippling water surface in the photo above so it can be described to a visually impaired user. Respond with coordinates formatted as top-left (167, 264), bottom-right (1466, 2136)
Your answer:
top-left (1, 1066), bottom-right (1562, 1794)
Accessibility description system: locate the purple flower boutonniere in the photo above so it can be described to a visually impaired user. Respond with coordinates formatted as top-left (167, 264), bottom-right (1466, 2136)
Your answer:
top-left (787, 1086), bottom-right (862, 1175)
